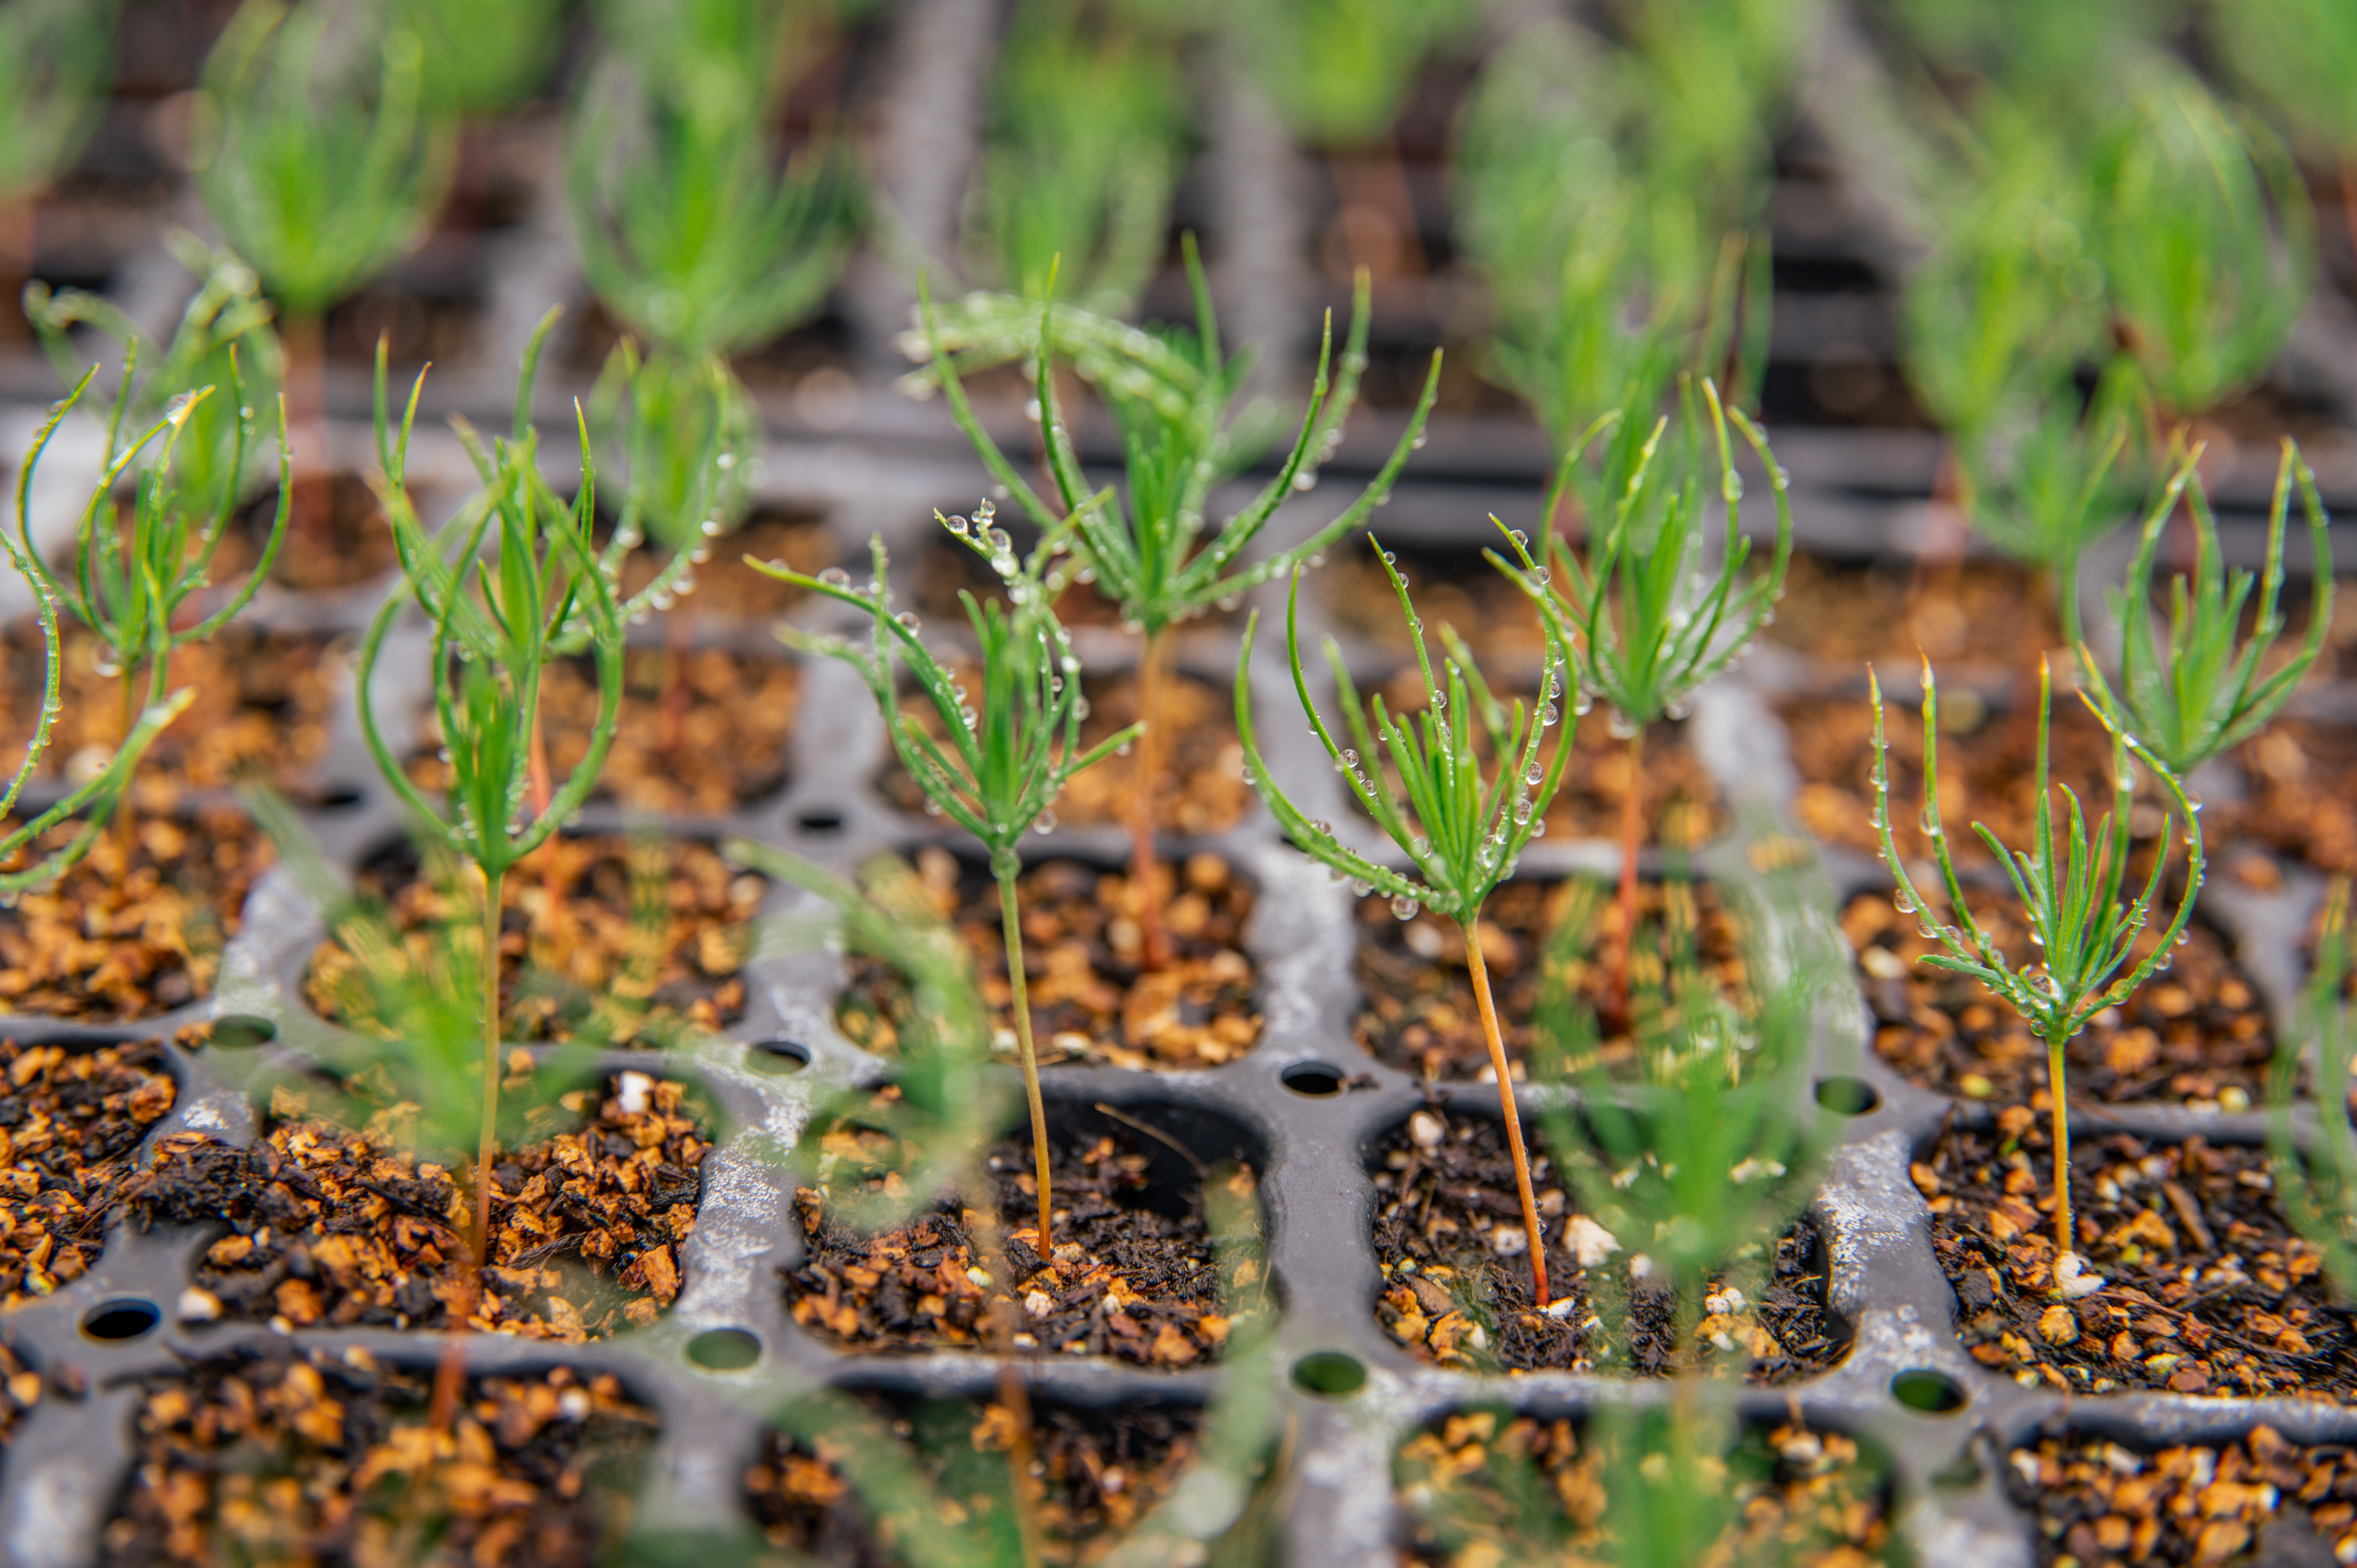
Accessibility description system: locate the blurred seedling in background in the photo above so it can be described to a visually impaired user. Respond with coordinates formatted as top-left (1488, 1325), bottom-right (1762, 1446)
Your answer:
top-left (2270, 882), bottom-right (2357, 1298)
top-left (2078, 438), bottom-right (2331, 782)
top-left (356, 312), bottom-right (624, 1310)
top-left (1236, 533), bottom-right (1575, 1305)
top-left (15, 349), bottom-right (290, 862)
top-left (392, 0), bottom-right (563, 116)
top-left (1535, 378), bottom-right (1789, 1021)
top-left (1232, 0), bottom-right (1480, 152)
top-left (750, 433), bottom-right (1141, 1252)
top-left (195, 0), bottom-right (452, 512)
top-left (920, 256), bottom-right (1438, 970)
top-left (1871, 657), bottom-right (2201, 1291)
top-left (0, 0), bottom-right (116, 240)
top-left (0, 382), bottom-right (202, 895)
top-left (967, 0), bottom-right (1190, 317)
top-left (27, 233), bottom-right (287, 523)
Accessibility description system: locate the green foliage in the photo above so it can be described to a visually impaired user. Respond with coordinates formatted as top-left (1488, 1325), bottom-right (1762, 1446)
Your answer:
top-left (1540, 379), bottom-right (1791, 734)
top-left (358, 314), bottom-right (623, 888)
top-left (26, 232), bottom-right (286, 513)
top-left (195, 0), bottom-right (453, 316)
top-left (0, 0), bottom-right (116, 201)
top-left (2080, 439), bottom-right (2332, 779)
top-left (575, 340), bottom-right (759, 634)
top-left (925, 256), bottom-right (1438, 639)
top-left (2218, 0), bottom-right (2357, 157)
top-left (392, 0), bottom-right (564, 115)
top-left (568, 0), bottom-right (862, 357)
top-left (0, 381), bottom-right (194, 894)
top-left (2270, 884), bottom-right (2357, 1298)
top-left (1235, 537), bottom-right (1573, 927)
top-left (2094, 64), bottom-right (2313, 418)
top-left (1231, 0), bottom-right (1481, 147)
top-left (970, 0), bottom-right (1190, 315)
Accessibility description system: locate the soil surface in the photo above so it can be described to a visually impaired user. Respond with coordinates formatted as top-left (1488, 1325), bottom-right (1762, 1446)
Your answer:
top-left (0, 800), bottom-right (272, 1019)
top-left (125, 1072), bottom-right (707, 1338)
top-left (1370, 1109), bottom-right (1839, 1383)
top-left (2009, 1422), bottom-right (2357, 1568)
top-left (641, 510), bottom-right (835, 620)
top-left (0, 622), bottom-right (342, 795)
top-left (1396, 1410), bottom-right (1898, 1566)
top-left (217, 471), bottom-right (402, 592)
top-left (1765, 553), bottom-right (2059, 676)
top-left (1355, 875), bottom-right (1747, 1083)
top-left (408, 646), bottom-right (796, 816)
top-left (836, 848), bottom-right (1260, 1072)
top-left (0, 1036), bottom-right (176, 1307)
top-left (787, 1112), bottom-right (1251, 1370)
top-left (2226, 717), bottom-right (2357, 876)
top-left (306, 834), bottom-right (760, 1046)
top-left (879, 666), bottom-right (1252, 837)
top-left (746, 1397), bottom-right (1242, 1566)
top-left (1925, 1112), bottom-right (2357, 1398)
top-left (0, 1338), bottom-right (39, 1446)
top-left (1845, 891), bottom-right (2272, 1109)
top-left (99, 1347), bottom-right (657, 1567)
top-left (1318, 541), bottom-right (1551, 668)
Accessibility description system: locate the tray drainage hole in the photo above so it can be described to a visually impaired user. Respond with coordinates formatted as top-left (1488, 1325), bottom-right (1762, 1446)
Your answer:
top-left (313, 784), bottom-right (365, 810)
top-left (795, 808), bottom-right (846, 835)
top-left (750, 1038), bottom-right (811, 1074)
top-left (82, 1298), bottom-right (161, 1341)
top-left (1889, 1368), bottom-right (1966, 1415)
top-left (1281, 1061), bottom-right (1345, 1098)
top-left (686, 1328), bottom-right (762, 1371)
top-left (210, 1015), bottom-right (278, 1050)
top-left (1291, 1351), bottom-right (1366, 1398)
top-left (1815, 1076), bottom-right (1880, 1116)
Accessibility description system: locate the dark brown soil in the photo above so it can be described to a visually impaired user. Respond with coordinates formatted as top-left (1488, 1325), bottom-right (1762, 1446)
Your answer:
top-left (638, 510), bottom-right (836, 622)
top-left (1370, 1109), bottom-right (1840, 1383)
top-left (878, 667), bottom-right (1252, 837)
top-left (1926, 1112), bottom-right (2357, 1398)
top-left (1765, 552), bottom-right (2058, 675)
top-left (125, 1072), bottom-right (708, 1338)
top-left (99, 1347), bottom-right (657, 1567)
top-left (1354, 876), bottom-right (1747, 1083)
top-left (2009, 1422), bottom-right (2357, 1567)
top-left (408, 646), bottom-right (796, 815)
top-left (836, 848), bottom-right (1260, 1072)
top-left (305, 834), bottom-right (760, 1046)
top-left (1396, 1410), bottom-right (1898, 1566)
top-left (2227, 717), bottom-right (2357, 876)
top-left (0, 622), bottom-right (342, 795)
top-left (786, 1114), bottom-right (1251, 1370)
top-left (0, 801), bottom-right (272, 1019)
top-left (746, 1398), bottom-right (1235, 1566)
top-left (0, 1036), bottom-right (176, 1307)
top-left (1845, 890), bottom-right (2272, 1109)
top-left (217, 471), bottom-right (401, 592)
top-left (1318, 541), bottom-right (1551, 669)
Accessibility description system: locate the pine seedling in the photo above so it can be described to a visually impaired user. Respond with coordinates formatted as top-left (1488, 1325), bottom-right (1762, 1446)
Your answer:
top-left (1235, 535), bottom-right (1577, 1304)
top-left (357, 311), bottom-right (625, 1269)
top-left (2078, 438), bottom-right (2332, 780)
top-left (749, 505), bottom-right (1141, 1253)
top-left (567, 0), bottom-right (861, 362)
top-left (1231, 0), bottom-right (1482, 148)
top-left (2269, 882), bottom-right (2357, 1298)
top-left (1537, 378), bottom-right (1790, 1018)
top-left (0, 0), bottom-right (115, 204)
top-left (392, 0), bottom-right (562, 115)
top-left (27, 233), bottom-right (286, 519)
top-left (14, 347), bottom-right (292, 854)
top-left (1871, 656), bottom-right (2203, 1288)
top-left (0, 379), bottom-right (194, 895)
top-left (922, 254), bottom-right (1440, 969)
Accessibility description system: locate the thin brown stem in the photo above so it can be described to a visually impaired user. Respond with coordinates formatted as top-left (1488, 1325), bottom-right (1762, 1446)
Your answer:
top-left (966, 1193), bottom-right (1045, 1568)
top-left (282, 311), bottom-right (329, 553)
top-left (1130, 627), bottom-right (1170, 971)
top-left (2049, 1040), bottom-right (2073, 1264)
top-left (1463, 915), bottom-right (1550, 1307)
top-left (998, 869), bottom-right (1053, 1254)
top-left (1610, 725), bottom-right (1644, 1023)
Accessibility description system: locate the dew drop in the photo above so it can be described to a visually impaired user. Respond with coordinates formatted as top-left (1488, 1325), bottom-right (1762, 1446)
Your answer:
top-left (1391, 895), bottom-right (1420, 920)
top-left (818, 567), bottom-right (852, 588)
top-left (1033, 809), bottom-right (1057, 834)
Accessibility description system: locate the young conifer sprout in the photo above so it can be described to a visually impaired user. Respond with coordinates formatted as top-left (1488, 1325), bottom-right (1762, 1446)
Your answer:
top-left (2077, 437), bottom-right (2332, 780)
top-left (1871, 657), bottom-right (2203, 1289)
top-left (1235, 533), bottom-right (1576, 1304)
top-left (919, 253), bottom-right (1440, 969)
top-left (751, 505), bottom-right (1140, 1253)
top-left (358, 313), bottom-right (625, 1279)
top-left (2269, 881), bottom-right (2357, 1295)
top-left (0, 378), bottom-right (198, 895)
top-left (1536, 378), bottom-right (1790, 1017)
top-left (16, 346), bottom-right (292, 857)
